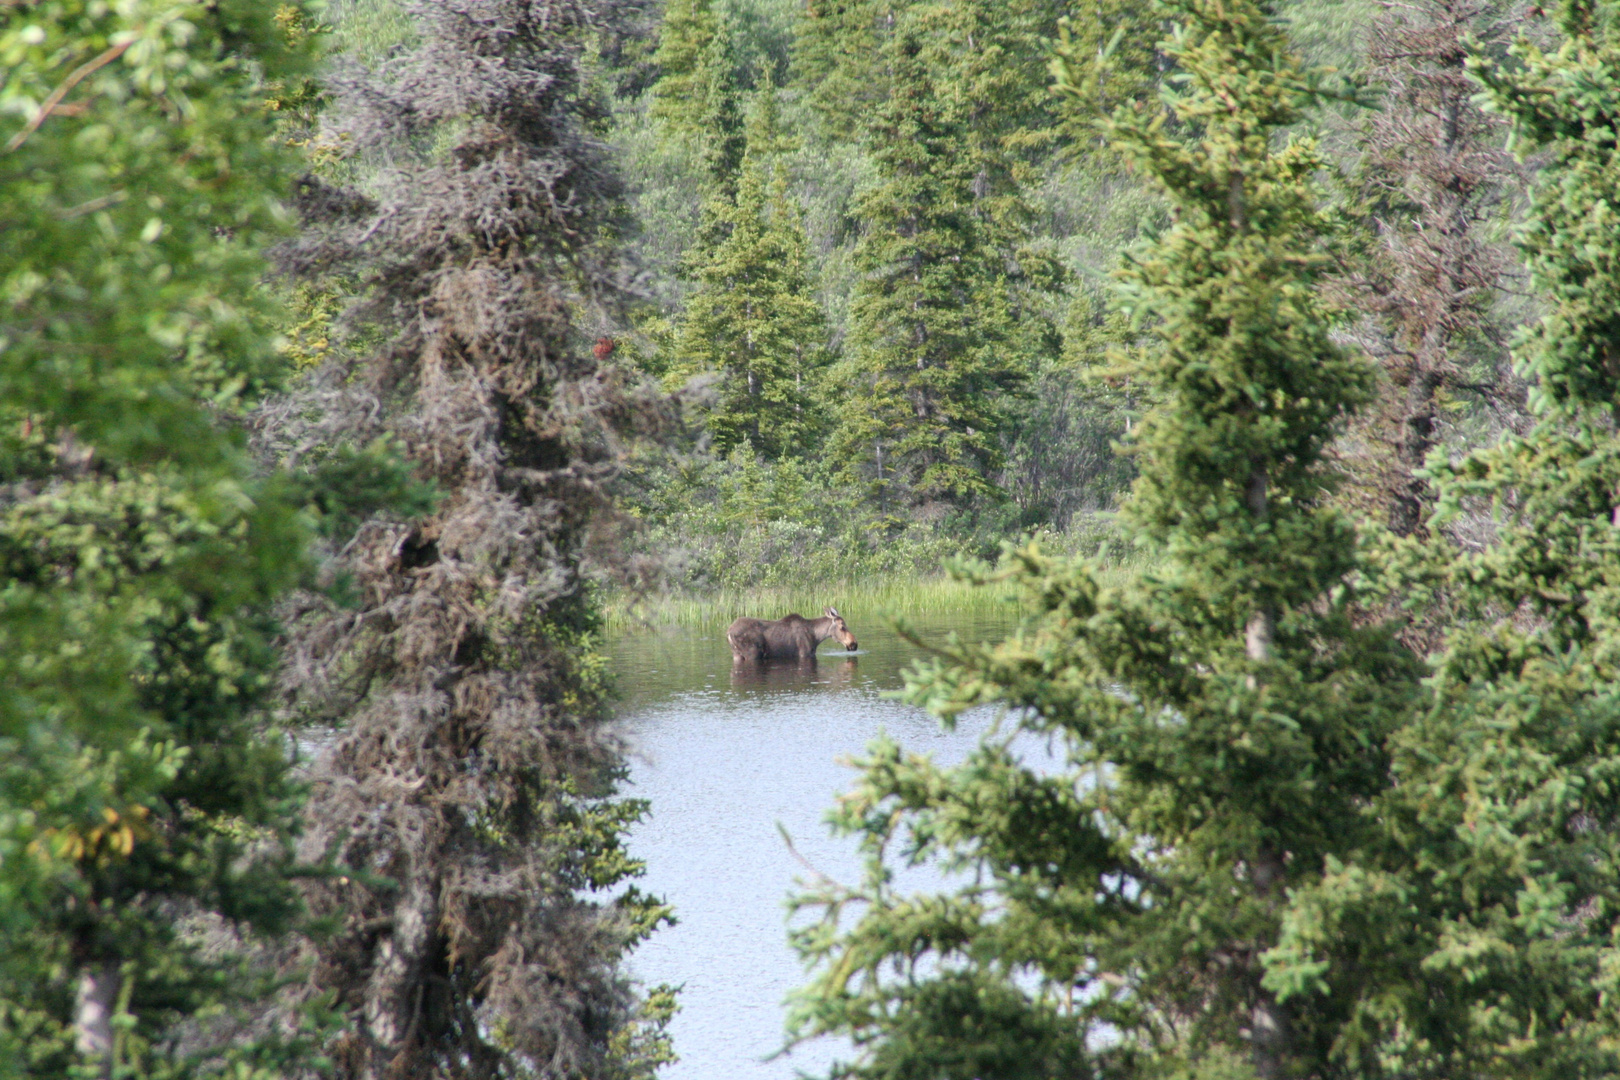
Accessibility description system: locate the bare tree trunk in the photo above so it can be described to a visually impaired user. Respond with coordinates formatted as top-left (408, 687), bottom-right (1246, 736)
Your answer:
top-left (876, 440), bottom-right (886, 516)
top-left (1245, 466), bottom-right (1274, 663)
top-left (1389, 363), bottom-right (1446, 536)
top-left (1248, 836), bottom-right (1293, 1078)
top-left (1242, 465), bottom-right (1291, 1077)
top-left (74, 961), bottom-right (120, 1080)
top-left (1245, 607), bottom-right (1274, 665)
top-left (362, 876), bottom-right (438, 1065)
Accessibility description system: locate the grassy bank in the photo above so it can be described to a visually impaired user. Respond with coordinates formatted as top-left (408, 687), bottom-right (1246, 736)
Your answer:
top-left (603, 573), bottom-right (1026, 634)
top-left (601, 541), bottom-right (1146, 635)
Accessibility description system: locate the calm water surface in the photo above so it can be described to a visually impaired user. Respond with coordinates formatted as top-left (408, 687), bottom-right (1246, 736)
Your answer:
top-left (609, 608), bottom-right (1020, 1080)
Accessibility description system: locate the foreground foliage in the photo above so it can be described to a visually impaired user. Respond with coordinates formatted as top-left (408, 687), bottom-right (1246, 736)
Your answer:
top-left (0, 1), bottom-right (323, 1075)
top-left (788, 0), bottom-right (1620, 1076)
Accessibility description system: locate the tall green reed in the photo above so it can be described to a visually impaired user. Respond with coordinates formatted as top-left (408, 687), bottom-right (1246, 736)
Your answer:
top-left (603, 574), bottom-right (1024, 634)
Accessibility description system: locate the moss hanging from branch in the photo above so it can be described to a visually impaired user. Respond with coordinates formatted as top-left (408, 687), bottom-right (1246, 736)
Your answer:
top-left (265, 1), bottom-right (673, 1076)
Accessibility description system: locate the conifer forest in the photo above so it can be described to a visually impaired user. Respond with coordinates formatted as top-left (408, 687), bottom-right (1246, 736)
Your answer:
top-left (13, 0), bottom-right (1620, 1077)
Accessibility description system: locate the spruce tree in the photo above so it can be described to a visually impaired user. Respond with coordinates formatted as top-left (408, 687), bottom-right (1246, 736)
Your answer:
top-left (790, 1), bottom-right (1418, 1077)
top-left (790, 0), bottom-right (897, 142)
top-left (649, 0), bottom-right (721, 135)
top-left (670, 89), bottom-right (831, 459)
top-left (1336, 0), bottom-right (1523, 537)
top-left (1250, 2), bottom-right (1620, 1072)
top-left (267, 1), bottom-right (671, 1076)
top-left (827, 4), bottom-right (1040, 509)
top-left (1050, 0), bottom-right (1165, 124)
top-left (942, 0), bottom-right (1069, 396)
top-left (0, 2), bottom-right (323, 1074)
top-left (682, 17), bottom-right (747, 262)
top-left (649, 4), bottom-right (742, 281)
top-left (697, 21), bottom-right (746, 194)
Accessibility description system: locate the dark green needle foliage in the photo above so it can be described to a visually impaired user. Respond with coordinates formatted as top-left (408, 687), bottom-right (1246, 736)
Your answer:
top-left (0, 1), bottom-right (325, 1075)
top-left (683, 18), bottom-right (748, 259)
top-left (670, 91), bottom-right (832, 460)
top-left (790, 0), bottom-right (899, 142)
top-left (650, 0), bottom-right (724, 136)
top-left (789, 1), bottom-right (1427, 1077)
top-left (697, 21), bottom-right (747, 196)
top-left (1253, 3), bottom-right (1620, 1074)
top-left (827, 3), bottom-right (1038, 510)
top-left (1050, 0), bottom-right (1165, 129)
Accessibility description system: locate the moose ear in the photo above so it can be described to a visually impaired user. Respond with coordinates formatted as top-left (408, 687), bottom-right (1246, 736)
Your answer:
top-left (826, 606), bottom-right (839, 619)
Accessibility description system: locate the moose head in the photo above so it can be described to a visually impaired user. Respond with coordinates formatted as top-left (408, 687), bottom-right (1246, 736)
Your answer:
top-left (824, 607), bottom-right (858, 652)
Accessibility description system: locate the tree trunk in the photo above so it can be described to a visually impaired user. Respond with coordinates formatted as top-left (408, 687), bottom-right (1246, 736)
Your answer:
top-left (1249, 974), bottom-right (1293, 1080)
top-left (1245, 466), bottom-right (1274, 662)
top-left (1243, 466), bottom-right (1290, 1077)
top-left (74, 961), bottom-right (120, 1080)
top-left (362, 875), bottom-right (438, 1070)
top-left (1389, 365), bottom-right (1444, 536)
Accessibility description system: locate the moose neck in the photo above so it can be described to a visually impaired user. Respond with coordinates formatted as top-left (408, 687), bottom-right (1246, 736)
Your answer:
top-left (809, 616), bottom-right (837, 642)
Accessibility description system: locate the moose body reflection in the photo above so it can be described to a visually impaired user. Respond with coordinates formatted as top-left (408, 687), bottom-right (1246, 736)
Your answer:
top-left (728, 656), bottom-right (859, 692)
top-left (725, 607), bottom-right (858, 663)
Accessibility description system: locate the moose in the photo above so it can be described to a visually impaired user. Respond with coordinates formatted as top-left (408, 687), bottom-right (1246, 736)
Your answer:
top-left (726, 607), bottom-right (858, 663)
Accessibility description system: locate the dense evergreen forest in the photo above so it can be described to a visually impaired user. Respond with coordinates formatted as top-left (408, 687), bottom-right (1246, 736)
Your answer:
top-left (600, 0), bottom-right (1537, 592)
top-left (8, 0), bottom-right (1620, 1077)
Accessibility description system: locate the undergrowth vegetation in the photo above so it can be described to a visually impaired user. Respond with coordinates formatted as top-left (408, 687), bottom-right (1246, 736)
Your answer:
top-left (612, 445), bottom-right (1140, 597)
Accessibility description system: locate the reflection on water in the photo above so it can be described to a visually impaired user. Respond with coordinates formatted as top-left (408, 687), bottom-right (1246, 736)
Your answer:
top-left (728, 656), bottom-right (860, 692)
top-left (610, 608), bottom-right (1018, 1080)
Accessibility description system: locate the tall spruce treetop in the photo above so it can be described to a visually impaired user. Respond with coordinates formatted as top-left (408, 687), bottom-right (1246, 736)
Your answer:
top-left (649, 0), bottom-right (721, 135)
top-left (791, 1), bottom-right (1417, 1077)
top-left (682, 16), bottom-right (747, 260)
top-left (669, 88), bottom-right (830, 459)
top-left (944, 0), bottom-right (1069, 349)
top-left (697, 21), bottom-right (746, 193)
top-left (828, 5), bottom-right (1031, 508)
top-left (1050, 0), bottom-right (1163, 126)
top-left (1104, 7), bottom-right (1374, 634)
top-left (794, 0), bottom-right (1064, 155)
top-left (790, 0), bottom-right (896, 141)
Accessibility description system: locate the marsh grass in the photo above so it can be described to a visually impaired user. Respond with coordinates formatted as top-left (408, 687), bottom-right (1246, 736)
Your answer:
top-left (603, 573), bottom-right (1024, 634)
top-left (601, 548), bottom-right (1146, 635)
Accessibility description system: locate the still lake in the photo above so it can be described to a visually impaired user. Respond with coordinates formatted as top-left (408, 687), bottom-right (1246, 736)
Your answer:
top-left (608, 606), bottom-right (1021, 1080)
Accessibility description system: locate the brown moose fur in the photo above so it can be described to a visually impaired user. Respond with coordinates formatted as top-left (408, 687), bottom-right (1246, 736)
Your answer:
top-left (727, 607), bottom-right (858, 663)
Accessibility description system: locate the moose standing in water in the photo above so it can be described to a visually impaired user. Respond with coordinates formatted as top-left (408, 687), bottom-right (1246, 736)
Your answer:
top-left (727, 607), bottom-right (858, 663)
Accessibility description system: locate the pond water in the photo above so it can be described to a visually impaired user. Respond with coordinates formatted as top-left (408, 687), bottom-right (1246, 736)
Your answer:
top-left (609, 607), bottom-right (1021, 1080)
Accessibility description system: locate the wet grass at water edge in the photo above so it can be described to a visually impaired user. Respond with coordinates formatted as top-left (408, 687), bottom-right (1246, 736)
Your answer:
top-left (603, 575), bottom-right (1027, 635)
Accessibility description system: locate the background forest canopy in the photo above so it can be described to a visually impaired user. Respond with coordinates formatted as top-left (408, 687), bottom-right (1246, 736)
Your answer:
top-left (583, 0), bottom-right (1534, 593)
